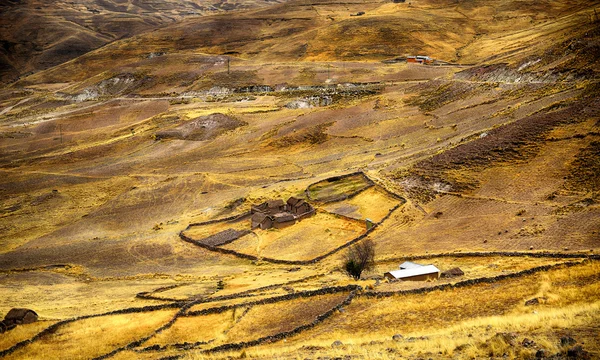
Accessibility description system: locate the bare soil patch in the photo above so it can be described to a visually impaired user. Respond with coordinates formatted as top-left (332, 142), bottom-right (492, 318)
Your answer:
top-left (155, 113), bottom-right (246, 141)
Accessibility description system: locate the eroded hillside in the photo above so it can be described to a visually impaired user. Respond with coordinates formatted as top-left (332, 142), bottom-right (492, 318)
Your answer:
top-left (0, 0), bottom-right (599, 359)
top-left (0, 0), bottom-right (287, 83)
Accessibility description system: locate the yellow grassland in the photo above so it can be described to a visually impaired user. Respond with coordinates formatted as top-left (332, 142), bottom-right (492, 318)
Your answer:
top-left (323, 187), bottom-right (402, 222)
top-left (185, 261), bottom-right (600, 359)
top-left (222, 212), bottom-right (365, 261)
top-left (4, 309), bottom-right (177, 360)
top-left (221, 292), bottom-right (350, 344)
top-left (0, 1), bottom-right (598, 359)
top-left (143, 310), bottom-right (235, 347)
top-left (0, 321), bottom-right (56, 352)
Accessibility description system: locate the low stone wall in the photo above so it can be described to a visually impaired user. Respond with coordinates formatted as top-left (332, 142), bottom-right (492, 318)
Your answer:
top-left (186, 285), bottom-right (359, 317)
top-left (179, 171), bottom-right (406, 265)
top-left (305, 171), bottom-right (375, 204)
top-left (136, 284), bottom-right (189, 302)
top-left (363, 260), bottom-right (587, 298)
top-left (3, 258), bottom-right (592, 359)
top-left (389, 252), bottom-right (600, 263)
top-left (179, 201), bottom-right (402, 266)
top-left (204, 290), bottom-right (357, 353)
top-left (199, 229), bottom-right (252, 247)
top-left (0, 302), bottom-right (186, 358)
top-left (134, 286), bottom-right (359, 353)
top-left (92, 300), bottom-right (203, 360)
top-left (186, 212), bottom-right (251, 228)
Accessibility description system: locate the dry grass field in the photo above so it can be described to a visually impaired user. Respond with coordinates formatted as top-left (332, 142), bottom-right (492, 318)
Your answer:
top-left (0, 0), bottom-right (599, 358)
top-left (221, 211), bottom-right (365, 261)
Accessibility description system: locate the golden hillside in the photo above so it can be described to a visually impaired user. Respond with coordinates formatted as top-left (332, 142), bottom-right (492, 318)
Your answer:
top-left (0, 0), bottom-right (599, 358)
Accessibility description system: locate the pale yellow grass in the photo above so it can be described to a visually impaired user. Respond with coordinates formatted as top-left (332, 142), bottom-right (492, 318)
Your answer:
top-left (372, 256), bottom-right (571, 292)
top-left (223, 212), bottom-right (365, 261)
top-left (204, 266), bottom-right (318, 297)
top-left (0, 175), bottom-right (135, 252)
top-left (110, 349), bottom-right (152, 360)
top-left (4, 309), bottom-right (177, 360)
top-left (143, 310), bottom-right (235, 347)
top-left (187, 291), bottom-right (287, 313)
top-left (221, 293), bottom-right (349, 344)
top-left (274, 262), bottom-right (600, 346)
top-left (225, 302), bottom-right (600, 360)
top-left (0, 321), bottom-right (56, 352)
top-left (322, 187), bottom-right (401, 222)
top-left (184, 106), bottom-right (279, 119)
top-left (214, 263), bottom-right (600, 359)
top-left (154, 282), bottom-right (218, 300)
top-left (0, 272), bottom-right (183, 319)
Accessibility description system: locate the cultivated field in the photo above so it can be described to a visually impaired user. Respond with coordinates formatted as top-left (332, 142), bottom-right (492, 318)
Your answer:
top-left (0, 0), bottom-right (599, 358)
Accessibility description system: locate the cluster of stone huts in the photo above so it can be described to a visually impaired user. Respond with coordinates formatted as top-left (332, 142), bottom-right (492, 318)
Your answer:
top-left (251, 197), bottom-right (315, 230)
top-left (0, 308), bottom-right (38, 333)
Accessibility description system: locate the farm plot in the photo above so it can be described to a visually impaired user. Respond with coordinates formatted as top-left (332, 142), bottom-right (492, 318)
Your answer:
top-left (307, 173), bottom-right (373, 203)
top-left (186, 291), bottom-right (289, 313)
top-left (141, 310), bottom-right (235, 348)
top-left (323, 186), bottom-right (402, 222)
top-left (142, 282), bottom-right (219, 301)
top-left (182, 216), bottom-right (251, 245)
top-left (280, 262), bottom-right (600, 348)
top-left (221, 212), bottom-right (365, 261)
top-left (372, 255), bottom-right (575, 293)
top-left (0, 321), bottom-right (56, 352)
top-left (4, 309), bottom-right (177, 360)
top-left (216, 292), bottom-right (351, 344)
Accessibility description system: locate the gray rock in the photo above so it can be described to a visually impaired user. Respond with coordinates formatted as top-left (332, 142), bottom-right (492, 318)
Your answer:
top-left (522, 338), bottom-right (535, 347)
top-left (535, 349), bottom-right (547, 358)
top-left (567, 345), bottom-right (590, 359)
top-left (525, 298), bottom-right (540, 306)
top-left (392, 334), bottom-right (403, 341)
top-left (331, 340), bottom-right (343, 348)
top-left (560, 336), bottom-right (576, 347)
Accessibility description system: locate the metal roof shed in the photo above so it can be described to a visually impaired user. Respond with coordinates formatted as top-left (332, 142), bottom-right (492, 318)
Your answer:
top-left (384, 265), bottom-right (440, 281)
top-left (399, 261), bottom-right (424, 269)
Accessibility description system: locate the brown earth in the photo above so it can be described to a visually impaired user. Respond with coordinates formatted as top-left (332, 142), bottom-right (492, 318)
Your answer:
top-left (0, 0), bottom-right (599, 358)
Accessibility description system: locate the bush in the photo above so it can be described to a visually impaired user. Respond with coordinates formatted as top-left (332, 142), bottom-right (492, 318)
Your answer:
top-left (344, 239), bottom-right (375, 280)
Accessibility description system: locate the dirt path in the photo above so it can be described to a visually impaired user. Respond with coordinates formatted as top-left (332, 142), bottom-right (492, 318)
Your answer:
top-left (7, 99), bottom-right (118, 128)
top-left (0, 98), bottom-right (31, 116)
top-left (433, 190), bottom-right (556, 206)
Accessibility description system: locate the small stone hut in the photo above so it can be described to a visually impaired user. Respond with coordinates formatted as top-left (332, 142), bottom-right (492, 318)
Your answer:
top-left (272, 213), bottom-right (296, 229)
top-left (4, 308), bottom-right (38, 326)
top-left (287, 197), bottom-right (312, 215)
top-left (250, 197), bottom-right (315, 230)
top-left (251, 212), bottom-right (273, 230)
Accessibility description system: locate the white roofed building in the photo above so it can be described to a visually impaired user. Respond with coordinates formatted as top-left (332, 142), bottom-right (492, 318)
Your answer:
top-left (399, 261), bottom-right (424, 269)
top-left (384, 264), bottom-right (440, 281)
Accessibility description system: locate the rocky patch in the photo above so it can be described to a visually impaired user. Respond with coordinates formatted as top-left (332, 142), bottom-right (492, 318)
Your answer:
top-left (155, 113), bottom-right (246, 141)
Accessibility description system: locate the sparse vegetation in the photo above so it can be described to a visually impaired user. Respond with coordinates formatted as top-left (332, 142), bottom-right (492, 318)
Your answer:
top-left (1, 0), bottom-right (599, 359)
top-left (344, 239), bottom-right (375, 280)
